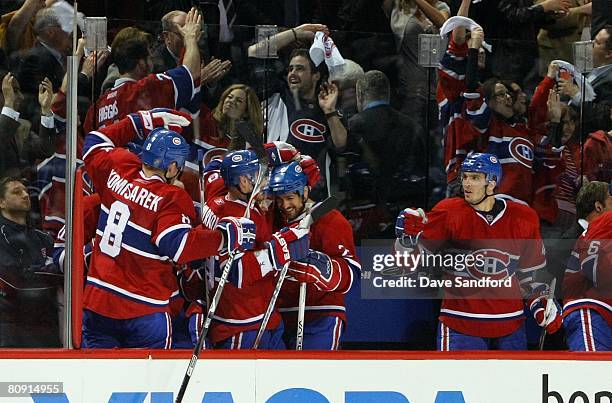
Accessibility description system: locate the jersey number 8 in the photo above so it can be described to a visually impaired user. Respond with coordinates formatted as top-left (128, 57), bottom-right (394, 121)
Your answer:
top-left (100, 201), bottom-right (131, 257)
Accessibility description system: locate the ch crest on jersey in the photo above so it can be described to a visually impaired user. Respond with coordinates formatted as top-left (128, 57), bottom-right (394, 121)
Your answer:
top-left (508, 137), bottom-right (534, 168)
top-left (466, 248), bottom-right (519, 281)
top-left (290, 119), bottom-right (327, 143)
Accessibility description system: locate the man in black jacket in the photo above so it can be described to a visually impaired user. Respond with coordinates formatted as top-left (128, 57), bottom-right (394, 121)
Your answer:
top-left (0, 177), bottom-right (61, 347)
top-left (14, 8), bottom-right (70, 94)
top-left (349, 70), bottom-right (427, 208)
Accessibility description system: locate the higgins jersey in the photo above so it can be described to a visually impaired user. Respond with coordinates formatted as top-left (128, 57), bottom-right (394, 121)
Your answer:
top-left (278, 208), bottom-right (360, 329)
top-left (84, 65), bottom-right (199, 133)
top-left (420, 197), bottom-right (546, 338)
top-left (563, 212), bottom-right (612, 326)
top-left (198, 195), bottom-right (277, 343)
top-left (82, 116), bottom-right (223, 320)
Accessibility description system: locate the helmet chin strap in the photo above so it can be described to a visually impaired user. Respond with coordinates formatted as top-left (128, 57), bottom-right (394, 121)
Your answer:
top-left (467, 184), bottom-right (494, 207)
top-left (164, 168), bottom-right (182, 184)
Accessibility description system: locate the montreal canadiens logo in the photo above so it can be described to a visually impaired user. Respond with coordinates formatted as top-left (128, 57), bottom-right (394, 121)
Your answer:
top-left (172, 137), bottom-right (182, 145)
top-left (290, 119), bottom-right (326, 143)
top-left (508, 137), bottom-right (534, 169)
top-left (466, 249), bottom-right (517, 281)
top-left (231, 154), bottom-right (243, 162)
top-left (295, 165), bottom-right (303, 173)
top-left (489, 155), bottom-right (498, 164)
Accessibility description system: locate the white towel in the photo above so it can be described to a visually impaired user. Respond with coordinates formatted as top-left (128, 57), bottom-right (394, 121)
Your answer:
top-left (439, 16), bottom-right (492, 52)
top-left (51, 0), bottom-right (84, 34)
top-left (309, 32), bottom-right (346, 78)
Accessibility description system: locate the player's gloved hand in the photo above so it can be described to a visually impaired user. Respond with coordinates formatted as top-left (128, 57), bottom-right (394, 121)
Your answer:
top-left (266, 226), bottom-right (310, 270)
top-left (265, 141), bottom-right (300, 165)
top-left (129, 108), bottom-right (192, 139)
top-left (299, 155), bottom-right (321, 187)
top-left (395, 207), bottom-right (428, 246)
top-left (288, 250), bottom-right (339, 291)
top-left (530, 297), bottom-right (563, 334)
top-left (203, 158), bottom-right (222, 174)
top-left (216, 217), bottom-right (257, 254)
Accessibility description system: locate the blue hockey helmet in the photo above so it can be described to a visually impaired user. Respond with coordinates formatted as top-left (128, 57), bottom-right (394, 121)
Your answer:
top-left (266, 161), bottom-right (308, 197)
top-left (460, 152), bottom-right (502, 185)
top-left (220, 150), bottom-right (260, 187)
top-left (141, 128), bottom-right (190, 170)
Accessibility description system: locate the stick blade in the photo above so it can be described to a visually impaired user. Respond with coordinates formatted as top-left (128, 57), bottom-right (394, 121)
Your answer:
top-left (235, 120), bottom-right (268, 164)
top-left (310, 196), bottom-right (339, 222)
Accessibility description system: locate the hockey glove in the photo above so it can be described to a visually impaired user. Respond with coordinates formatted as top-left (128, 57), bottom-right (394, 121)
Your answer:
top-left (129, 108), bottom-right (192, 139)
top-left (265, 141), bottom-right (300, 165)
top-left (203, 158), bottom-right (222, 174)
top-left (288, 250), bottom-right (339, 291)
top-left (299, 155), bottom-right (321, 188)
top-left (266, 226), bottom-right (310, 270)
top-left (530, 297), bottom-right (562, 334)
top-left (216, 217), bottom-right (257, 254)
top-left (395, 207), bottom-right (428, 246)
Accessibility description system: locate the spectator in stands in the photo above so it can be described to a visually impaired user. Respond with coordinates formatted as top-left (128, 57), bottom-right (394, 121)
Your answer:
top-left (583, 128), bottom-right (611, 183)
top-left (558, 25), bottom-right (611, 134)
top-left (546, 95), bottom-right (582, 235)
top-left (329, 59), bottom-right (364, 121)
top-left (83, 7), bottom-right (202, 133)
top-left (350, 70), bottom-right (426, 208)
top-left (390, 0), bottom-right (450, 117)
top-left (536, 0), bottom-right (591, 77)
top-left (2, 0), bottom-right (43, 55)
top-left (15, 7), bottom-right (70, 94)
top-left (178, 83), bottom-right (263, 202)
top-left (0, 177), bottom-right (60, 347)
top-left (100, 27), bottom-right (153, 94)
top-left (1, 72), bottom-right (56, 179)
top-left (248, 24), bottom-right (347, 200)
top-left (152, 10), bottom-right (187, 73)
top-left (476, 0), bottom-right (572, 91)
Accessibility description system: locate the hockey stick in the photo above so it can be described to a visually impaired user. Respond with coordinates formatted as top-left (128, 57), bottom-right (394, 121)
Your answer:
top-left (175, 123), bottom-right (268, 403)
top-left (253, 196), bottom-right (339, 350)
top-left (296, 282), bottom-right (307, 350)
top-left (538, 277), bottom-right (557, 351)
top-left (197, 149), bottom-right (211, 310)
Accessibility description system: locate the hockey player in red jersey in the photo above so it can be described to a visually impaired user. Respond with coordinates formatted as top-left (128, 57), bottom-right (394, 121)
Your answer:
top-left (188, 150), bottom-right (310, 349)
top-left (83, 8), bottom-right (203, 133)
top-left (81, 109), bottom-right (257, 348)
top-left (563, 182), bottom-right (612, 351)
top-left (267, 160), bottom-right (361, 350)
top-left (396, 153), bottom-right (562, 350)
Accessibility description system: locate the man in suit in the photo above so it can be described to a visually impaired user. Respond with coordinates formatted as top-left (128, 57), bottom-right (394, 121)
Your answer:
top-left (15, 8), bottom-right (70, 95)
top-left (152, 10), bottom-right (187, 74)
top-left (349, 70), bottom-right (426, 208)
top-left (559, 25), bottom-right (611, 133)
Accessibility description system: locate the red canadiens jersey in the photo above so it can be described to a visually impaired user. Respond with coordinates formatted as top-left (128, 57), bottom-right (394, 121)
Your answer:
top-left (84, 65), bottom-right (199, 133)
top-left (81, 117), bottom-right (222, 319)
top-left (421, 197), bottom-right (546, 338)
top-left (278, 208), bottom-right (360, 328)
top-left (198, 195), bottom-right (276, 343)
top-left (563, 213), bottom-right (612, 325)
top-left (35, 128), bottom-right (91, 234)
top-left (179, 106), bottom-right (230, 208)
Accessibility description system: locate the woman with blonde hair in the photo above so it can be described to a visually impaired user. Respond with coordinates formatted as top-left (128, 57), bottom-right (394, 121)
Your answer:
top-left (195, 83), bottom-right (263, 159)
